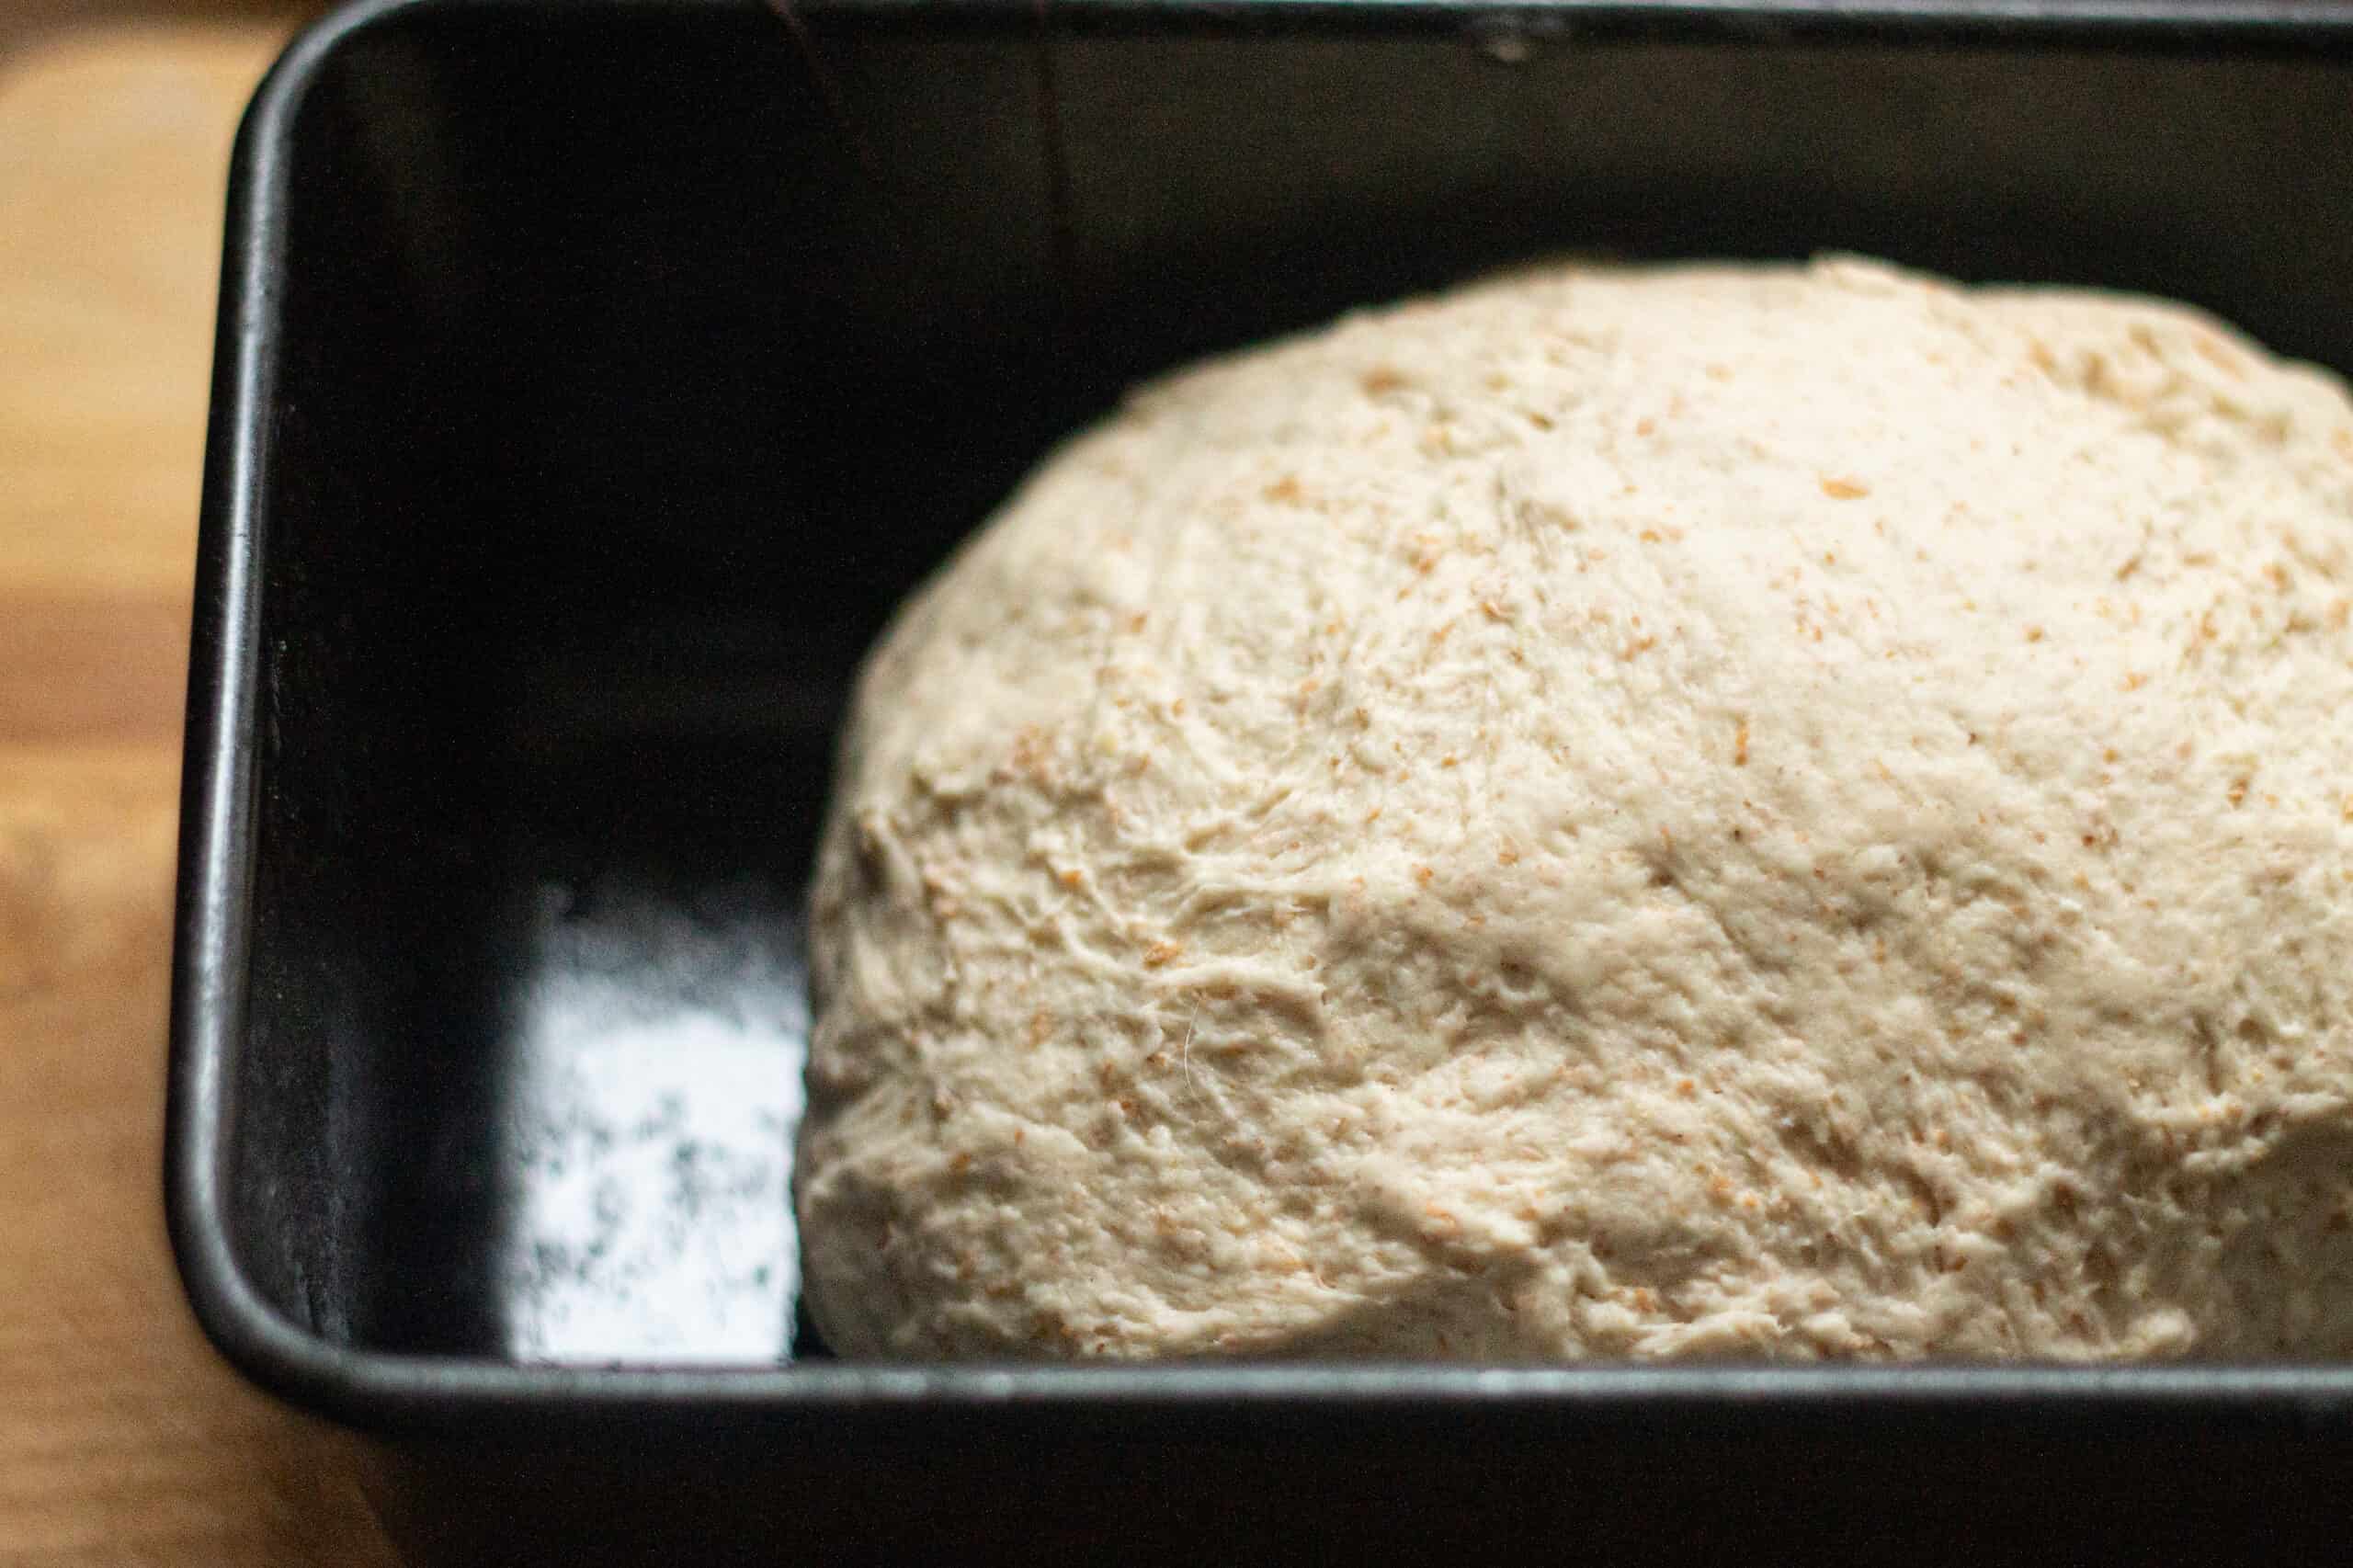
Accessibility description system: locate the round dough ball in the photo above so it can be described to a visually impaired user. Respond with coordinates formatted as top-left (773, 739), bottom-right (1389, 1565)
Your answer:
top-left (797, 256), bottom-right (2353, 1360)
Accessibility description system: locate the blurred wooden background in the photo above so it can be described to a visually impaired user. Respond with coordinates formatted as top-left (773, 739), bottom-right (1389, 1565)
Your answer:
top-left (0, 4), bottom-right (402, 1562)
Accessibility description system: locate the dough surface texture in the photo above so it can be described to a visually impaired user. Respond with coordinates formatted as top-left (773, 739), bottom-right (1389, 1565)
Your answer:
top-left (799, 256), bottom-right (2353, 1359)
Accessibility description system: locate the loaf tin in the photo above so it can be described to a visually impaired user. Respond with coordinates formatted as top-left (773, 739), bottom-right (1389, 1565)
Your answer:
top-left (171, 0), bottom-right (2353, 1554)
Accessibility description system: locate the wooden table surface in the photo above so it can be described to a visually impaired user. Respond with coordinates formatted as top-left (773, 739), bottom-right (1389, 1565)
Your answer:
top-left (0, 15), bottom-right (401, 1564)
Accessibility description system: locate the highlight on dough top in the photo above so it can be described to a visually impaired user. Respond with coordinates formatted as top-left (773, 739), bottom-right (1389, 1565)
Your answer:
top-left (794, 255), bottom-right (2353, 1361)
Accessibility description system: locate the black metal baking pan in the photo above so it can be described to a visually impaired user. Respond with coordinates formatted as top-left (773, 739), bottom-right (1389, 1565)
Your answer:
top-left (170, 0), bottom-right (2353, 1555)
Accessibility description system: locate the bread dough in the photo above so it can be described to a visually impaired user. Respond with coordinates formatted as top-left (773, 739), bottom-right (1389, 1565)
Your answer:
top-left (797, 256), bottom-right (2353, 1359)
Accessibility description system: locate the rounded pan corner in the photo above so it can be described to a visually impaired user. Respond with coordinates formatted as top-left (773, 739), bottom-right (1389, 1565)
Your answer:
top-left (158, 1119), bottom-right (362, 1424)
top-left (230, 0), bottom-right (440, 157)
top-left (219, 0), bottom-right (757, 202)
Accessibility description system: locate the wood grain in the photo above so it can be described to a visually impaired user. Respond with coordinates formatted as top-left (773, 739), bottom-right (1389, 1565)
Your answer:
top-left (0, 19), bottom-right (398, 1566)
